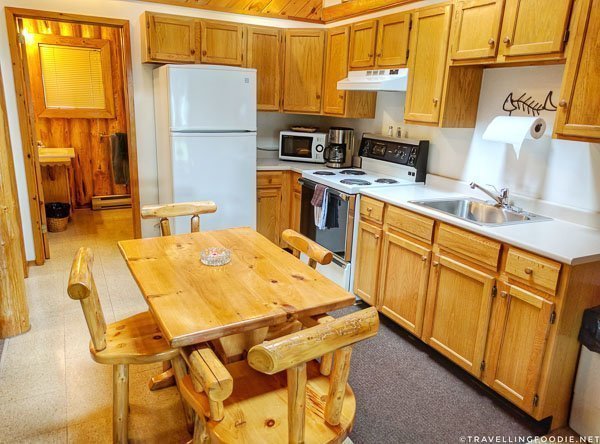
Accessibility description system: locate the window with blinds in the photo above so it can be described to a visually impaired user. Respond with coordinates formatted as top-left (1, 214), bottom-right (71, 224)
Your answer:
top-left (39, 44), bottom-right (106, 110)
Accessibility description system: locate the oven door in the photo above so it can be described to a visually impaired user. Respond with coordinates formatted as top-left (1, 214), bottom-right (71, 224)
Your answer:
top-left (298, 178), bottom-right (355, 264)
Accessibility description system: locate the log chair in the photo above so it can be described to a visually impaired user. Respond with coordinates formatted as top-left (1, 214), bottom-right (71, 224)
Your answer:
top-left (67, 247), bottom-right (192, 442)
top-left (179, 307), bottom-right (379, 444)
top-left (140, 201), bottom-right (217, 236)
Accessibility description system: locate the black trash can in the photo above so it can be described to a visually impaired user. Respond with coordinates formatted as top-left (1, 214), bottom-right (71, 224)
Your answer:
top-left (45, 202), bottom-right (70, 232)
top-left (570, 305), bottom-right (600, 436)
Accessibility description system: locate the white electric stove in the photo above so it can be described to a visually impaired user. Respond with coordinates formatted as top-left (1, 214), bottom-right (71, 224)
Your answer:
top-left (297, 133), bottom-right (430, 291)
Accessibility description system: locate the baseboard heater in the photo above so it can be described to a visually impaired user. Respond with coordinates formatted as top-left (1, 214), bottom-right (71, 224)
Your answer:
top-left (92, 194), bottom-right (132, 210)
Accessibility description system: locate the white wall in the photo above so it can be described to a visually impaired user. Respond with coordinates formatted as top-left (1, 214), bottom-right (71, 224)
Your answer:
top-left (0, 0), bottom-right (321, 260)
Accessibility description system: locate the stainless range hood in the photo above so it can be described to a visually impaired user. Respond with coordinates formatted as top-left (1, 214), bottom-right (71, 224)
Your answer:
top-left (337, 68), bottom-right (408, 92)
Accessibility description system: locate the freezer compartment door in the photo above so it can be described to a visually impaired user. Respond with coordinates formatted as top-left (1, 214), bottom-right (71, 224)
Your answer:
top-left (167, 65), bottom-right (257, 131)
top-left (169, 132), bottom-right (256, 233)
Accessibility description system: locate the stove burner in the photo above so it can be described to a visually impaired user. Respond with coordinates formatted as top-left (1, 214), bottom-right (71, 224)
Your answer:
top-left (313, 171), bottom-right (336, 176)
top-left (340, 179), bottom-right (371, 185)
top-left (339, 170), bottom-right (366, 176)
top-left (375, 178), bottom-right (399, 184)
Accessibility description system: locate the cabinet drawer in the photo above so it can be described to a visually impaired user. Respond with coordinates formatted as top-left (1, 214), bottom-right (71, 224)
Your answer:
top-left (504, 248), bottom-right (561, 295)
top-left (437, 223), bottom-right (501, 270)
top-left (257, 172), bottom-right (283, 187)
top-left (360, 197), bottom-right (384, 223)
top-left (385, 205), bottom-right (434, 244)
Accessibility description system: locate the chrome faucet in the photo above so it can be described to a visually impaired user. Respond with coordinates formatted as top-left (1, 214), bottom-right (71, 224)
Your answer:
top-left (470, 182), bottom-right (510, 207)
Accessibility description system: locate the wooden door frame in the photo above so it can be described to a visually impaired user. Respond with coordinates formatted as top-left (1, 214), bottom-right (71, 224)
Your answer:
top-left (4, 7), bottom-right (142, 266)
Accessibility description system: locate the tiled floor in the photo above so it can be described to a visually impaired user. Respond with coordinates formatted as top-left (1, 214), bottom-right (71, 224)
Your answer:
top-left (0, 209), bottom-right (189, 443)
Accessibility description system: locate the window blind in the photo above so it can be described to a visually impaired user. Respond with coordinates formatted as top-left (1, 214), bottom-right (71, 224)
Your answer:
top-left (39, 44), bottom-right (106, 110)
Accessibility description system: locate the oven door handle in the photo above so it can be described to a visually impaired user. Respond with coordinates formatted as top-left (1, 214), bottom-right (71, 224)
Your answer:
top-left (298, 178), bottom-right (352, 201)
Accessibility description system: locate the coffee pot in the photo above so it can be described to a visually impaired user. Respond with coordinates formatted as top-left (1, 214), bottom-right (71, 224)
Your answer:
top-left (324, 127), bottom-right (355, 168)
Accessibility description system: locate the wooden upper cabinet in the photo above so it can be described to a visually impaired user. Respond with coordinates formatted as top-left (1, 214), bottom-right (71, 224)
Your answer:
top-left (283, 30), bottom-right (325, 114)
top-left (484, 283), bottom-right (554, 414)
top-left (554, 0), bottom-right (600, 141)
top-left (247, 26), bottom-right (282, 112)
top-left (378, 232), bottom-right (431, 337)
top-left (200, 20), bottom-right (245, 66)
top-left (353, 221), bottom-right (383, 306)
top-left (405, 4), bottom-right (453, 124)
top-left (422, 254), bottom-right (495, 377)
top-left (499, 0), bottom-right (573, 58)
top-left (450, 0), bottom-right (505, 61)
top-left (143, 12), bottom-right (198, 63)
top-left (349, 20), bottom-right (378, 69)
top-left (376, 12), bottom-right (411, 67)
top-left (323, 27), bottom-right (349, 116)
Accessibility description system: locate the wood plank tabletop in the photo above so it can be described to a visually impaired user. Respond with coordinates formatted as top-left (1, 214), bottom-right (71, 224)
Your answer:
top-left (118, 227), bottom-right (355, 348)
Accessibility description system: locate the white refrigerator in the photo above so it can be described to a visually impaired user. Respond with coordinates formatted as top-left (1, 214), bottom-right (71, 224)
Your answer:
top-left (153, 65), bottom-right (257, 234)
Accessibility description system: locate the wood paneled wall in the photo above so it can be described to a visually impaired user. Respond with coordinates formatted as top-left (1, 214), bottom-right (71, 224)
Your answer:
top-left (323, 0), bottom-right (419, 22)
top-left (21, 19), bottom-right (129, 208)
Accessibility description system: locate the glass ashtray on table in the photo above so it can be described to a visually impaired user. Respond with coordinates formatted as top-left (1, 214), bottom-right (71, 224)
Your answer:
top-left (200, 247), bottom-right (231, 266)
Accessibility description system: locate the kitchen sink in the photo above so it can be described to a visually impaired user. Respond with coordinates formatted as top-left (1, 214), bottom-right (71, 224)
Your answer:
top-left (409, 198), bottom-right (552, 226)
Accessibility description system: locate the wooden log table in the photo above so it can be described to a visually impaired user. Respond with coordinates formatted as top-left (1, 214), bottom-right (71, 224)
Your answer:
top-left (118, 227), bottom-right (355, 349)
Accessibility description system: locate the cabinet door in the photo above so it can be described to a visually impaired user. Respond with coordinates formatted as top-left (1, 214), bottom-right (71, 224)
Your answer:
top-left (422, 254), bottom-right (495, 377)
top-left (349, 20), bottom-right (378, 69)
top-left (283, 30), bottom-right (325, 114)
top-left (404, 4), bottom-right (453, 124)
top-left (201, 20), bottom-right (244, 66)
top-left (379, 232), bottom-right (431, 337)
top-left (485, 283), bottom-right (554, 413)
top-left (353, 221), bottom-right (382, 306)
top-left (247, 27), bottom-right (282, 111)
top-left (323, 27), bottom-right (349, 116)
top-left (146, 13), bottom-right (198, 63)
top-left (554, 0), bottom-right (600, 141)
top-left (450, 0), bottom-right (505, 61)
top-left (290, 190), bottom-right (301, 232)
top-left (500, 0), bottom-right (573, 57)
top-left (376, 12), bottom-right (411, 67)
top-left (257, 187), bottom-right (282, 245)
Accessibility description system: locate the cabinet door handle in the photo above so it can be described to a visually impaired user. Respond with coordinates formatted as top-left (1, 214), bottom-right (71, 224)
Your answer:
top-left (367, 207), bottom-right (373, 212)
top-left (421, 255), bottom-right (428, 262)
top-left (488, 38), bottom-right (495, 47)
top-left (524, 267), bottom-right (533, 275)
top-left (374, 234), bottom-right (380, 240)
top-left (503, 36), bottom-right (511, 45)
top-left (190, 49), bottom-right (196, 55)
top-left (500, 291), bottom-right (508, 298)
top-left (368, 53), bottom-right (373, 57)
top-left (377, 53), bottom-right (382, 57)
top-left (316, 93), bottom-right (321, 100)
top-left (433, 98), bottom-right (439, 106)
top-left (432, 261), bottom-right (439, 267)
top-left (339, 94), bottom-right (344, 99)
top-left (559, 99), bottom-right (568, 108)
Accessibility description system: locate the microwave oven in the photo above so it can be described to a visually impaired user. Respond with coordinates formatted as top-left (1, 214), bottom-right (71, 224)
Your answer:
top-left (279, 131), bottom-right (327, 163)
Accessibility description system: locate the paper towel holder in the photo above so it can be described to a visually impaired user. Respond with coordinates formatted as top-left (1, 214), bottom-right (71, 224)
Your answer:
top-left (502, 91), bottom-right (557, 116)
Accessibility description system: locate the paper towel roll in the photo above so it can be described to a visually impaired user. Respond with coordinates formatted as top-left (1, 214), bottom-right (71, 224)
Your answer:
top-left (482, 116), bottom-right (546, 158)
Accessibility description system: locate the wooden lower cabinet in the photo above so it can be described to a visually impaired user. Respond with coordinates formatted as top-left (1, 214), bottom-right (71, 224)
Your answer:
top-left (378, 232), bottom-right (431, 336)
top-left (353, 221), bottom-right (382, 306)
top-left (484, 283), bottom-right (554, 414)
top-left (257, 187), bottom-right (282, 246)
top-left (290, 172), bottom-right (302, 232)
top-left (422, 254), bottom-right (495, 378)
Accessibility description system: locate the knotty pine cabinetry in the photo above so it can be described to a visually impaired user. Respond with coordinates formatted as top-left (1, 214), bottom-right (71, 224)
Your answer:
top-left (200, 20), bottom-right (245, 66)
top-left (449, 0), bottom-right (574, 64)
top-left (554, 0), bottom-right (600, 142)
top-left (353, 197), bottom-right (600, 428)
top-left (348, 13), bottom-right (411, 69)
top-left (246, 27), bottom-right (283, 112)
top-left (323, 27), bottom-right (377, 118)
top-left (256, 171), bottom-right (302, 248)
top-left (405, 3), bottom-right (483, 127)
top-left (283, 30), bottom-right (325, 114)
top-left (141, 12), bottom-right (199, 63)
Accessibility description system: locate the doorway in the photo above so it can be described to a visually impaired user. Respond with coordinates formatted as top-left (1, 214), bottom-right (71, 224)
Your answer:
top-left (5, 8), bottom-right (141, 265)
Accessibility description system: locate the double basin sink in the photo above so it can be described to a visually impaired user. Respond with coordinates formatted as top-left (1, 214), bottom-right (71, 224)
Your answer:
top-left (409, 198), bottom-right (551, 227)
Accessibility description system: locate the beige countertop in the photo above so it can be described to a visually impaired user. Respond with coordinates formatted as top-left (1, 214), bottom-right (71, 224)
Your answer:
top-left (256, 158), bottom-right (321, 173)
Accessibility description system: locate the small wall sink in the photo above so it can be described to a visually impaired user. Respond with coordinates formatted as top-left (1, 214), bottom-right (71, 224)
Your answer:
top-left (409, 198), bottom-right (552, 226)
